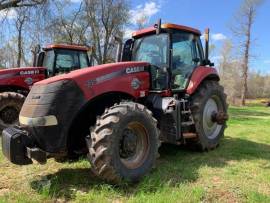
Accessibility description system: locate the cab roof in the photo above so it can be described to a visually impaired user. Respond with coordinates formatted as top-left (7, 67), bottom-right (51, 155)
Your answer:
top-left (43, 44), bottom-right (89, 51)
top-left (132, 23), bottom-right (201, 38)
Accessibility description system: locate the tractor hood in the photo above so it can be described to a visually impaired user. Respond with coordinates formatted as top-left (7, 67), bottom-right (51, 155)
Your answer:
top-left (36, 61), bottom-right (151, 100)
top-left (37, 62), bottom-right (150, 85)
top-left (0, 67), bottom-right (45, 78)
top-left (0, 67), bottom-right (46, 89)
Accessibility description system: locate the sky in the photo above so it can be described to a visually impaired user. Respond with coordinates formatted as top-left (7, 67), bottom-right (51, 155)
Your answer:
top-left (128, 0), bottom-right (270, 74)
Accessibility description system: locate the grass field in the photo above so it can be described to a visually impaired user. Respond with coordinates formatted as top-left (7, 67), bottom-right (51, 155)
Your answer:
top-left (1, 103), bottom-right (270, 202)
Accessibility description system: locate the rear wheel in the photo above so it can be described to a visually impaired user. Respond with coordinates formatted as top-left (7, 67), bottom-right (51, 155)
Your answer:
top-left (87, 101), bottom-right (160, 183)
top-left (190, 80), bottom-right (228, 150)
top-left (0, 92), bottom-right (25, 131)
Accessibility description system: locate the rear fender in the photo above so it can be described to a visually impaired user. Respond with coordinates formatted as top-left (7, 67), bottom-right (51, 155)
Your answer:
top-left (186, 66), bottom-right (219, 95)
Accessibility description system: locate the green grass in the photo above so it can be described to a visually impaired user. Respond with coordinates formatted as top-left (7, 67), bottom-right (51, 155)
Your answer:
top-left (1, 103), bottom-right (270, 202)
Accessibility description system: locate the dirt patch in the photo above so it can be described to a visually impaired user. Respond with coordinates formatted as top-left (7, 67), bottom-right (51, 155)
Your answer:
top-left (0, 187), bottom-right (10, 196)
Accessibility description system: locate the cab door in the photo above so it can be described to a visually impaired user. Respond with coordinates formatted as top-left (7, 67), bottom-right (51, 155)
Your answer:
top-left (170, 32), bottom-right (202, 91)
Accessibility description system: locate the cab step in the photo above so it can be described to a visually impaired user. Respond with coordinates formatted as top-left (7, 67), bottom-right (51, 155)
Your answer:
top-left (183, 133), bottom-right (197, 139)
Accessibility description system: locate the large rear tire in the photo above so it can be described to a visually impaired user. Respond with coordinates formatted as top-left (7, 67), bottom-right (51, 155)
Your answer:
top-left (0, 92), bottom-right (25, 131)
top-left (190, 80), bottom-right (228, 151)
top-left (87, 101), bottom-right (160, 183)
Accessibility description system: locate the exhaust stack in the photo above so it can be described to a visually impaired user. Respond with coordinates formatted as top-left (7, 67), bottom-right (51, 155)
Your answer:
top-left (204, 28), bottom-right (210, 65)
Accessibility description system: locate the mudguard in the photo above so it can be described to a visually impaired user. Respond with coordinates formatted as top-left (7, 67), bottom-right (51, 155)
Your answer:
top-left (186, 66), bottom-right (220, 95)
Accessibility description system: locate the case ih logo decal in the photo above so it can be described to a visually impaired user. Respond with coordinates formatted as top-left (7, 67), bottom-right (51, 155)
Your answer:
top-left (126, 66), bottom-right (145, 74)
top-left (24, 77), bottom-right (33, 85)
top-left (20, 70), bottom-right (40, 75)
top-left (87, 66), bottom-right (146, 87)
top-left (0, 69), bottom-right (43, 80)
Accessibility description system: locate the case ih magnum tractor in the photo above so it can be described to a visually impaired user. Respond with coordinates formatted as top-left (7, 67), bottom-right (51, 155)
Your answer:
top-left (2, 22), bottom-right (228, 183)
top-left (0, 44), bottom-right (90, 130)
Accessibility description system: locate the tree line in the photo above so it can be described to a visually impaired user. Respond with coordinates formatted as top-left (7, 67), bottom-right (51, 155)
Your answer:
top-left (217, 0), bottom-right (265, 105)
top-left (0, 0), bottom-right (130, 67)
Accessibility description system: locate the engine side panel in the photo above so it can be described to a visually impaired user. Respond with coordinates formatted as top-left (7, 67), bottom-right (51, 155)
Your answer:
top-left (37, 62), bottom-right (151, 100)
top-left (186, 66), bottom-right (219, 95)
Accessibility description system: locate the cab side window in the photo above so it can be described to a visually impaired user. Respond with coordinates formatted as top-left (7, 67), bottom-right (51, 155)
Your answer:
top-left (79, 52), bottom-right (89, 68)
top-left (171, 32), bottom-right (199, 90)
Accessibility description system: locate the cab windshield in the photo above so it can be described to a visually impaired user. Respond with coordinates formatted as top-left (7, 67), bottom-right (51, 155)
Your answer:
top-left (42, 49), bottom-right (89, 76)
top-left (132, 33), bottom-right (169, 68)
top-left (132, 34), bottom-right (169, 90)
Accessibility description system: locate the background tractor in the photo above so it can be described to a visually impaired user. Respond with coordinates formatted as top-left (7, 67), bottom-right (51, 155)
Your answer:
top-left (2, 21), bottom-right (228, 183)
top-left (0, 44), bottom-right (91, 130)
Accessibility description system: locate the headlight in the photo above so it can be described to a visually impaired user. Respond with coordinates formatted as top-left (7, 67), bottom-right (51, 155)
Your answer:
top-left (19, 115), bottom-right (58, 127)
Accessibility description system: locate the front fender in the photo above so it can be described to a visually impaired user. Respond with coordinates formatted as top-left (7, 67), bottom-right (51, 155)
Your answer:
top-left (19, 80), bottom-right (86, 153)
top-left (186, 66), bottom-right (220, 95)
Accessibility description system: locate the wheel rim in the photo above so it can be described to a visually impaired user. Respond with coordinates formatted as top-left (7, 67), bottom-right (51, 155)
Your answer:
top-left (119, 121), bottom-right (150, 169)
top-left (202, 96), bottom-right (223, 139)
top-left (0, 106), bottom-right (19, 125)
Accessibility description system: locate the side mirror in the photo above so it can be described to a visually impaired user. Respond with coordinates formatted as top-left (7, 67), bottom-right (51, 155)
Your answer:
top-left (34, 44), bottom-right (41, 54)
top-left (204, 28), bottom-right (214, 66)
top-left (88, 46), bottom-right (94, 66)
top-left (121, 39), bottom-right (133, 62)
top-left (115, 36), bottom-right (123, 62)
top-left (32, 44), bottom-right (41, 66)
top-left (36, 52), bottom-right (45, 67)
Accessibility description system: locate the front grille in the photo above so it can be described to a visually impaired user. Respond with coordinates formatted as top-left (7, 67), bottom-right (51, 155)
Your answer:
top-left (2, 128), bottom-right (12, 160)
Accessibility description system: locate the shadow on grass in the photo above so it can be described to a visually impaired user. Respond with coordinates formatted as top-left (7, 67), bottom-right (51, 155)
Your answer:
top-left (228, 107), bottom-right (270, 123)
top-left (30, 136), bottom-right (270, 200)
top-left (229, 107), bottom-right (270, 117)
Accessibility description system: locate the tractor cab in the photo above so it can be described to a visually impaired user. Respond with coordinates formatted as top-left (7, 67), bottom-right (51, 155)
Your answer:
top-left (122, 22), bottom-right (211, 92)
top-left (33, 44), bottom-right (91, 77)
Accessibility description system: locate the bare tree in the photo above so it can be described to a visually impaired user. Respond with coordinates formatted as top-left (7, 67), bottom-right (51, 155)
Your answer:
top-left (85, 0), bottom-right (129, 64)
top-left (0, 0), bottom-right (50, 67)
top-left (0, 40), bottom-right (18, 67)
top-left (247, 71), bottom-right (265, 98)
top-left (48, 0), bottom-right (88, 45)
top-left (219, 40), bottom-right (242, 104)
top-left (232, 0), bottom-right (263, 106)
top-left (15, 8), bottom-right (29, 67)
top-left (0, 0), bottom-right (46, 11)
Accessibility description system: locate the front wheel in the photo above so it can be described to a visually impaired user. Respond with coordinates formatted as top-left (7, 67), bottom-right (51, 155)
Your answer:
top-left (87, 102), bottom-right (160, 183)
top-left (190, 80), bottom-right (228, 150)
top-left (0, 92), bottom-right (25, 131)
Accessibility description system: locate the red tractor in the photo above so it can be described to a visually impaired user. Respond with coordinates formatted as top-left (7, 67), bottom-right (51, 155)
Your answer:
top-left (0, 44), bottom-right (91, 130)
top-left (2, 21), bottom-right (228, 183)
